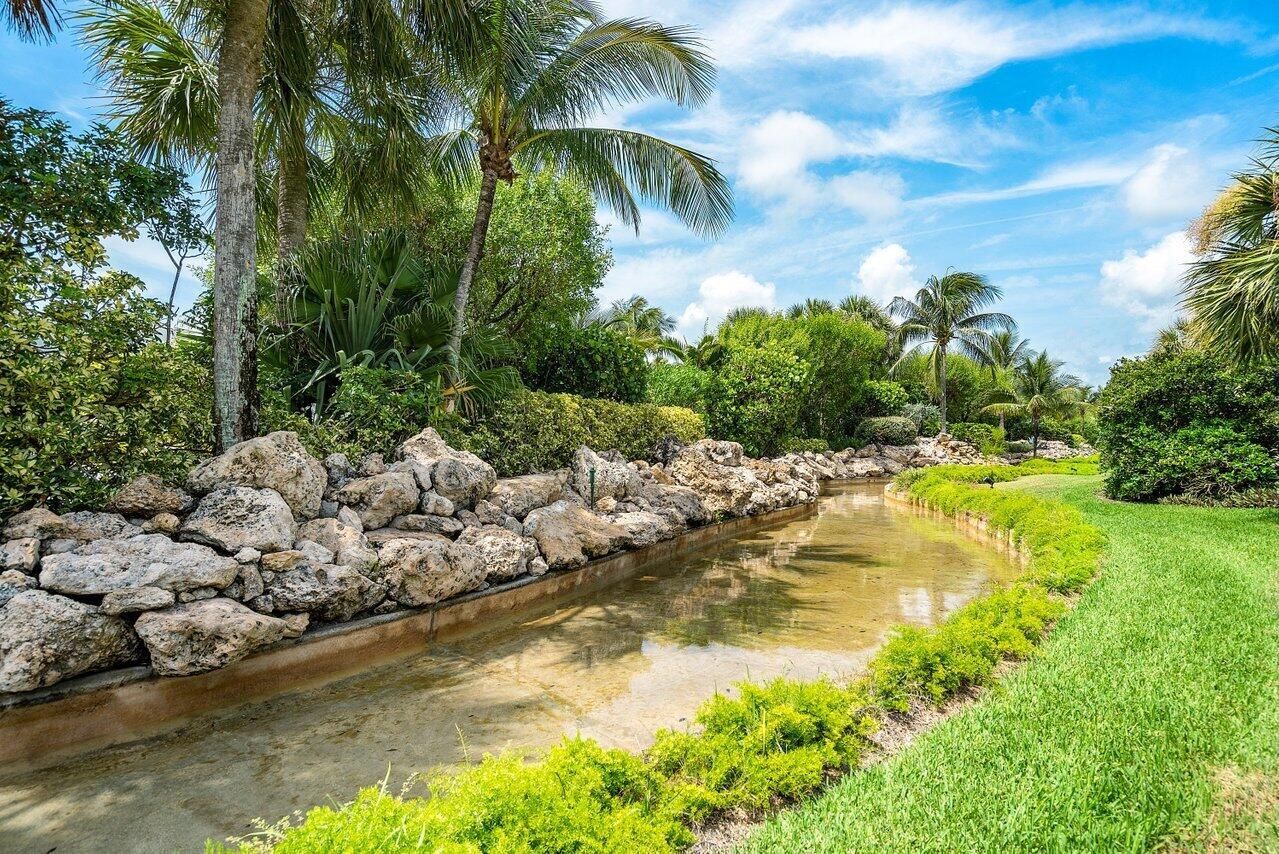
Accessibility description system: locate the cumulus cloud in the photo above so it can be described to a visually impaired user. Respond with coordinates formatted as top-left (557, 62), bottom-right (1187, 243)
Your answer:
top-left (830, 171), bottom-right (907, 220)
top-left (1121, 144), bottom-right (1216, 222)
top-left (737, 110), bottom-right (845, 201)
top-left (856, 243), bottom-right (918, 303)
top-left (1098, 232), bottom-right (1195, 329)
top-left (677, 270), bottom-right (777, 338)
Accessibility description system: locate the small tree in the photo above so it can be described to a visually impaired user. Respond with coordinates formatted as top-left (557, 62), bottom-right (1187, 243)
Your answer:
top-left (982, 352), bottom-right (1084, 456)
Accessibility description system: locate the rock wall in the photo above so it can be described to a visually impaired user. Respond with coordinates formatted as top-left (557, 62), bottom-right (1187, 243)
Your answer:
top-left (0, 430), bottom-right (1005, 694)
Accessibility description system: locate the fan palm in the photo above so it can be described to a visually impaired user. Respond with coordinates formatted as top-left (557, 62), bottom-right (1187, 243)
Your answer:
top-left (890, 272), bottom-right (1011, 432)
top-left (786, 298), bottom-right (836, 318)
top-left (280, 229), bottom-right (517, 417)
top-left (426, 0), bottom-right (733, 364)
top-left (982, 352), bottom-right (1083, 456)
top-left (1181, 129), bottom-right (1279, 365)
top-left (3, 0), bottom-right (58, 39)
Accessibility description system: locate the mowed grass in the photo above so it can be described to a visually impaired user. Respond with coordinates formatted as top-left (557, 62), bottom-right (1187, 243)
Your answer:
top-left (744, 474), bottom-right (1279, 852)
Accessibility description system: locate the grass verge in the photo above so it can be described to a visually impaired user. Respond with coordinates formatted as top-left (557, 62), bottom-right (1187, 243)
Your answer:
top-left (744, 473), bottom-right (1279, 852)
top-left (209, 459), bottom-right (1109, 853)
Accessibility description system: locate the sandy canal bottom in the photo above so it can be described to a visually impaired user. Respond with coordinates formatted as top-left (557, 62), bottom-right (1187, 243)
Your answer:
top-left (0, 482), bottom-right (1013, 853)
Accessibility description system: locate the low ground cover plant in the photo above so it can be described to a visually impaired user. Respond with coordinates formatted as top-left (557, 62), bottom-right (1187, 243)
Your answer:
top-left (222, 459), bottom-right (1103, 852)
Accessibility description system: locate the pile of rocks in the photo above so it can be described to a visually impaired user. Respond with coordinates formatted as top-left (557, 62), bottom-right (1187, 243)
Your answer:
top-left (774, 433), bottom-right (988, 481)
top-left (1005, 439), bottom-right (1097, 462)
top-left (0, 431), bottom-right (823, 693)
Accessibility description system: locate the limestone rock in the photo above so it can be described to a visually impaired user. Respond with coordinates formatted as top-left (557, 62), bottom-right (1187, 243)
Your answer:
top-left (3, 508), bottom-right (78, 541)
top-left (281, 613), bottom-right (309, 638)
top-left (187, 431), bottom-right (326, 521)
top-left (134, 599), bottom-right (287, 676)
top-left (106, 475), bottom-right (194, 518)
top-left (374, 537), bottom-right (485, 606)
top-left (390, 514), bottom-right (463, 538)
top-left (1, 537), bottom-right (39, 574)
top-left (418, 491), bottom-right (454, 517)
top-left (667, 442), bottom-right (771, 518)
top-left (297, 518), bottom-right (377, 568)
top-left (522, 500), bottom-right (629, 570)
top-left (489, 473), bottom-right (563, 520)
top-left (608, 511), bottom-right (675, 549)
top-left (0, 591), bottom-right (141, 692)
top-left (528, 556), bottom-right (549, 577)
top-left (296, 539), bottom-right (336, 565)
top-left (141, 512), bottom-right (181, 535)
top-left (455, 525), bottom-right (539, 582)
top-left (39, 534), bottom-right (239, 596)
top-left (61, 512), bottom-right (142, 540)
top-left (0, 570), bottom-right (37, 607)
top-left (100, 586), bottom-right (176, 616)
top-left (336, 505), bottom-right (364, 531)
top-left (234, 547), bottom-right (262, 564)
top-left (180, 487), bottom-right (297, 554)
top-left (259, 556), bottom-right (381, 622)
top-left (570, 446), bottom-right (641, 503)
top-left (639, 483), bottom-right (709, 528)
top-left (336, 471), bottom-right (419, 530)
top-left (395, 428), bottom-right (496, 509)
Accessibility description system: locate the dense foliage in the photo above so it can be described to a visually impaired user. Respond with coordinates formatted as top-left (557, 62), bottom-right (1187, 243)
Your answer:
top-left (703, 342), bottom-right (810, 457)
top-left (856, 416), bottom-right (918, 447)
top-left (461, 390), bottom-right (704, 476)
top-left (647, 362), bottom-right (709, 411)
top-left (521, 322), bottom-right (649, 403)
top-left (1098, 348), bottom-right (1279, 501)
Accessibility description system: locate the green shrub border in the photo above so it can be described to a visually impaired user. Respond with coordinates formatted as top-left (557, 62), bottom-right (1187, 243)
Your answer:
top-left (221, 458), bottom-right (1105, 853)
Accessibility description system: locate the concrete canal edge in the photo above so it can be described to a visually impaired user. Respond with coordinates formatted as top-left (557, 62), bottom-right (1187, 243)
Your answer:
top-left (0, 497), bottom-right (824, 772)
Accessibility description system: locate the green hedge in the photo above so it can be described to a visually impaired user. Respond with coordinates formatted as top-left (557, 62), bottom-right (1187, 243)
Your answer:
top-left (856, 416), bottom-right (918, 446)
top-left (459, 390), bottom-right (705, 476)
top-left (221, 460), bottom-right (1103, 853)
top-left (948, 422), bottom-right (1005, 455)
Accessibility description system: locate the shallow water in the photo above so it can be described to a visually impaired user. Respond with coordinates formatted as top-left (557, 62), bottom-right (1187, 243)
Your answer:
top-left (0, 482), bottom-right (1013, 853)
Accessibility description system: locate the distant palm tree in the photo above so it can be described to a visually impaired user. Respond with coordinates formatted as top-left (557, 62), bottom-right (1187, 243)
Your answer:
top-left (3, 0), bottom-right (58, 40)
top-left (982, 352), bottom-right (1083, 456)
top-left (890, 272), bottom-right (1011, 433)
top-left (785, 298), bottom-right (836, 318)
top-left (598, 295), bottom-right (682, 358)
top-left (427, 1), bottom-right (733, 366)
top-left (980, 328), bottom-right (1032, 431)
top-left (678, 333), bottom-right (725, 369)
top-left (1182, 129), bottom-right (1279, 364)
top-left (1150, 318), bottom-right (1194, 356)
top-left (838, 294), bottom-right (896, 334)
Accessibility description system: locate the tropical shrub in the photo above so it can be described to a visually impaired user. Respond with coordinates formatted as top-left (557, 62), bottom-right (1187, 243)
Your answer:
top-left (1005, 439), bottom-right (1033, 454)
top-left (856, 416), bottom-right (918, 447)
top-left (948, 422), bottom-right (1004, 454)
top-left (780, 437), bottom-right (831, 454)
top-left (647, 362), bottom-right (708, 411)
top-left (1103, 424), bottom-right (1277, 502)
top-left (901, 402), bottom-right (941, 436)
top-left (461, 390), bottom-right (704, 476)
top-left (1098, 348), bottom-right (1279, 500)
top-left (704, 342), bottom-right (810, 457)
top-left (522, 323), bottom-right (648, 403)
top-left (863, 379), bottom-right (909, 416)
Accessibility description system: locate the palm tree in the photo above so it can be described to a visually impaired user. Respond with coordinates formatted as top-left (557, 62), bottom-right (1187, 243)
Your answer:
top-left (1181, 129), bottom-right (1279, 365)
top-left (678, 333), bottom-right (725, 369)
top-left (598, 296), bottom-right (682, 358)
top-left (785, 298), bottom-right (835, 318)
top-left (3, 0), bottom-right (58, 40)
top-left (426, 1), bottom-right (733, 366)
top-left (982, 352), bottom-right (1083, 456)
top-left (890, 272), bottom-right (1011, 433)
top-left (979, 328), bottom-right (1032, 431)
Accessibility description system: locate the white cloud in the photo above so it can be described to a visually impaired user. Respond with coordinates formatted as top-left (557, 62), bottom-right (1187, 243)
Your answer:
top-left (785, 2), bottom-right (1239, 96)
top-left (855, 243), bottom-right (918, 303)
top-left (737, 110), bottom-right (844, 204)
top-left (1098, 232), bottom-right (1195, 329)
top-left (677, 270), bottom-right (777, 338)
top-left (1121, 144), bottom-right (1216, 221)
top-left (830, 170), bottom-right (906, 220)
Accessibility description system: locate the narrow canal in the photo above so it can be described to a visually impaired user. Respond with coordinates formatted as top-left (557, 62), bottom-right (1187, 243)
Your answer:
top-left (0, 482), bottom-right (1013, 852)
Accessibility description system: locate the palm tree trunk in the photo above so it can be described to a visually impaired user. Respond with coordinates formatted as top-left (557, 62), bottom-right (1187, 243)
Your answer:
top-left (937, 348), bottom-right (948, 434)
top-left (275, 138), bottom-right (309, 320)
top-left (212, 0), bottom-right (269, 452)
top-left (447, 166), bottom-right (499, 367)
top-left (1032, 416), bottom-right (1040, 457)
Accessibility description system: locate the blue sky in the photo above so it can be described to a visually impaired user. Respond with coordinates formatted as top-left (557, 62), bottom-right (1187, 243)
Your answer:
top-left (4, 0), bottom-right (1279, 384)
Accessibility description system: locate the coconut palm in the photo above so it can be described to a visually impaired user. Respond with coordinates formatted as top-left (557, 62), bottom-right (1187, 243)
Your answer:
top-left (3, 0), bottom-right (58, 39)
top-left (979, 328), bottom-right (1032, 431)
top-left (890, 272), bottom-right (1011, 433)
top-left (1181, 129), bottom-right (1279, 365)
top-left (678, 333), bottom-right (725, 369)
top-left (426, 1), bottom-right (733, 365)
top-left (598, 295), bottom-right (681, 358)
top-left (982, 352), bottom-right (1083, 456)
top-left (839, 294), bottom-right (900, 365)
top-left (785, 298), bottom-right (835, 318)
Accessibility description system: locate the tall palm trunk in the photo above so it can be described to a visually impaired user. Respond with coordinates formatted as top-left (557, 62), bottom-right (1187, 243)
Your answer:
top-left (937, 344), bottom-right (948, 434)
top-left (275, 137), bottom-right (308, 316)
top-left (1031, 415), bottom-right (1040, 457)
top-left (212, 0), bottom-right (270, 452)
top-left (447, 166), bottom-right (499, 366)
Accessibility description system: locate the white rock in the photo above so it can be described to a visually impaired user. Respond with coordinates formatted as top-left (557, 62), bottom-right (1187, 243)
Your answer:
top-left (296, 518), bottom-right (377, 568)
top-left (0, 590), bottom-right (141, 692)
top-left (336, 471), bottom-right (419, 530)
top-left (455, 525), bottom-right (540, 582)
top-left (374, 537), bottom-right (485, 606)
top-left (134, 599), bottom-right (287, 676)
top-left (489, 473), bottom-right (563, 519)
top-left (522, 500), bottom-right (629, 570)
top-left (106, 475), bottom-right (194, 518)
top-left (39, 534), bottom-right (239, 596)
top-left (179, 487), bottom-right (297, 554)
top-left (187, 431), bottom-right (327, 521)
top-left (100, 586), bottom-right (176, 615)
top-left (1, 537), bottom-right (39, 574)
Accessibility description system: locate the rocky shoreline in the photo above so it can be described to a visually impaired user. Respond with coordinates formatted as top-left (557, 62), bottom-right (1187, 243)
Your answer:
top-left (0, 429), bottom-right (1080, 695)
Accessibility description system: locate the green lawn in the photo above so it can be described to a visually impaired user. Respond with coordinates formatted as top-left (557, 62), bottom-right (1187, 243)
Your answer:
top-left (744, 474), bottom-right (1279, 852)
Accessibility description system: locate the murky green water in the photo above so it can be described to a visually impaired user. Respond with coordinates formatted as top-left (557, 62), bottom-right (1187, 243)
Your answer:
top-left (0, 482), bottom-right (1012, 853)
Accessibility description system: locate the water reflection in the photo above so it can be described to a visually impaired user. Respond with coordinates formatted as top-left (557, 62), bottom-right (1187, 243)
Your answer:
top-left (0, 482), bottom-right (1013, 854)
